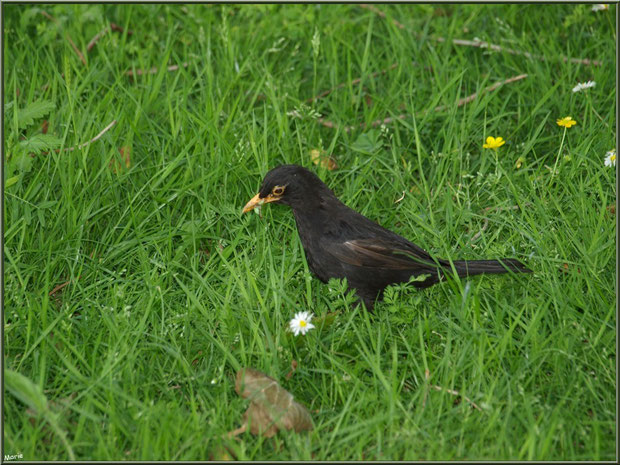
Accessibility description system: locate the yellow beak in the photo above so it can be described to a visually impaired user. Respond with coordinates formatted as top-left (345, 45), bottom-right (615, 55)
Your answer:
top-left (242, 193), bottom-right (280, 213)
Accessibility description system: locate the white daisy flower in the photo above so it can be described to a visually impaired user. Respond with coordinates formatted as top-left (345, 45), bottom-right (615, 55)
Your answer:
top-left (591, 4), bottom-right (609, 12)
top-left (604, 149), bottom-right (616, 167)
top-left (572, 81), bottom-right (596, 93)
top-left (289, 311), bottom-right (315, 336)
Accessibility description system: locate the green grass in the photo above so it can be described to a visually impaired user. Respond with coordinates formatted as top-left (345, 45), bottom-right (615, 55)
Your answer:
top-left (3, 3), bottom-right (616, 461)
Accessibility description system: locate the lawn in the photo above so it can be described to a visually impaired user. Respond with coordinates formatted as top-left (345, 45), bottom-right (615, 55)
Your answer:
top-left (3, 3), bottom-right (616, 461)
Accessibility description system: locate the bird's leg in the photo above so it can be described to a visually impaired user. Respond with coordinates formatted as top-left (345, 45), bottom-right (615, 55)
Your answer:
top-left (352, 288), bottom-right (379, 312)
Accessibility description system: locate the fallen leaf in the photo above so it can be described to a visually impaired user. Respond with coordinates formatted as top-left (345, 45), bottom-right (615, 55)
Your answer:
top-left (310, 149), bottom-right (337, 171)
top-left (233, 367), bottom-right (313, 437)
top-left (210, 445), bottom-right (236, 461)
top-left (285, 360), bottom-right (298, 380)
top-left (192, 350), bottom-right (203, 366)
top-left (120, 146), bottom-right (131, 168)
top-left (109, 146), bottom-right (131, 173)
top-left (562, 263), bottom-right (581, 274)
top-left (433, 7), bottom-right (452, 16)
top-left (243, 402), bottom-right (280, 437)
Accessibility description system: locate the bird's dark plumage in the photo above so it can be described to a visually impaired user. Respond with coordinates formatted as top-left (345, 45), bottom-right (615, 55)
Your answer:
top-left (243, 164), bottom-right (530, 310)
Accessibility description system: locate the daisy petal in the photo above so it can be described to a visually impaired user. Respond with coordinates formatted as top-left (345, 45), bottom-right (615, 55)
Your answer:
top-left (289, 311), bottom-right (316, 336)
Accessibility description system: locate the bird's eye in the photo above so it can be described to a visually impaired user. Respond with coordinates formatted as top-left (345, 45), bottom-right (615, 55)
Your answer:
top-left (271, 185), bottom-right (285, 196)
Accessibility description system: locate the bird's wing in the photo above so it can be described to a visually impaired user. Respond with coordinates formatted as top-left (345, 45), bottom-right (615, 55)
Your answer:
top-left (325, 238), bottom-right (440, 270)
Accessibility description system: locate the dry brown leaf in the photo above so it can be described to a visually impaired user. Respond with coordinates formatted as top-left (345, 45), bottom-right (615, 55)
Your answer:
top-left (433, 7), bottom-right (452, 17)
top-left (243, 402), bottom-right (280, 437)
top-left (210, 445), bottom-right (237, 461)
top-left (109, 146), bottom-right (131, 173)
top-left (120, 146), bottom-right (131, 168)
top-left (234, 367), bottom-right (313, 438)
top-left (285, 360), bottom-right (298, 381)
top-left (562, 263), bottom-right (581, 274)
top-left (310, 149), bottom-right (337, 171)
top-left (192, 350), bottom-right (203, 366)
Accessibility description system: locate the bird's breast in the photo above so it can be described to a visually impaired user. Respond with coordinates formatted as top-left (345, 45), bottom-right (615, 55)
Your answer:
top-left (292, 208), bottom-right (345, 283)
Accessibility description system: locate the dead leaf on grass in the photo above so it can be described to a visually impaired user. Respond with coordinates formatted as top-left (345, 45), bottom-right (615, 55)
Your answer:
top-left (562, 263), bottom-right (581, 274)
top-left (285, 359), bottom-right (298, 380)
top-left (231, 367), bottom-right (313, 438)
top-left (310, 149), bottom-right (337, 171)
top-left (109, 146), bottom-right (131, 173)
top-left (210, 445), bottom-right (236, 461)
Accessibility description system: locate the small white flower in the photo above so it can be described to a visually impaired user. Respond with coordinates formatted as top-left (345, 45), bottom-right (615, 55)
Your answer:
top-left (572, 81), bottom-right (596, 93)
top-left (289, 311), bottom-right (315, 336)
top-left (591, 4), bottom-right (609, 12)
top-left (604, 149), bottom-right (616, 167)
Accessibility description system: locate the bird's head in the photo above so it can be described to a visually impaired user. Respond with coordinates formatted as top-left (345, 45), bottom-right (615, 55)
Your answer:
top-left (242, 164), bottom-right (332, 213)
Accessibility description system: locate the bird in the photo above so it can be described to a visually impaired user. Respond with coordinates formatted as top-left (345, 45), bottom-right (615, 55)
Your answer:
top-left (242, 164), bottom-right (531, 310)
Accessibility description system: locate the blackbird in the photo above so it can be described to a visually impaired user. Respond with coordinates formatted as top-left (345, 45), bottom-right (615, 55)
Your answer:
top-left (243, 164), bottom-right (530, 310)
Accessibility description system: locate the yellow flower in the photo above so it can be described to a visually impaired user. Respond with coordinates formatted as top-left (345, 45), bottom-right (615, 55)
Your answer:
top-left (515, 157), bottom-right (525, 169)
top-left (556, 116), bottom-right (577, 128)
top-left (483, 136), bottom-right (505, 150)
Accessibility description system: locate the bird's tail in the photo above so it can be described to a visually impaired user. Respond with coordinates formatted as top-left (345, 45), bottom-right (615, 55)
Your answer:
top-left (450, 258), bottom-right (531, 277)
